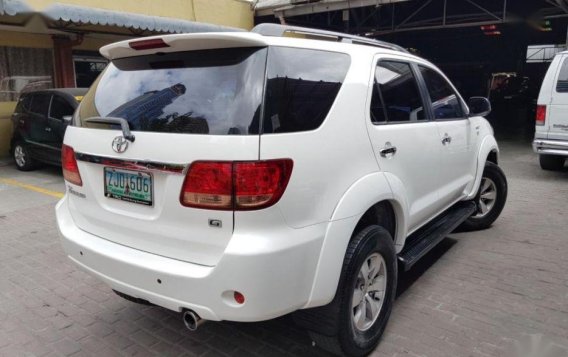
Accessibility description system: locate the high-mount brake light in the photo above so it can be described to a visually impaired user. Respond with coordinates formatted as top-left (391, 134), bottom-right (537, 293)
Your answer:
top-left (129, 38), bottom-right (170, 51)
top-left (536, 105), bottom-right (546, 126)
top-left (62, 144), bottom-right (82, 186)
top-left (180, 159), bottom-right (293, 210)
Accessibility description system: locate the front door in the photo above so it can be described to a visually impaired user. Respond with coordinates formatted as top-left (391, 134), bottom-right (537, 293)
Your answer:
top-left (366, 59), bottom-right (442, 233)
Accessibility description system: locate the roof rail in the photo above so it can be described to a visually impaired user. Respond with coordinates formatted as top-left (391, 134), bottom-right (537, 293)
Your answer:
top-left (252, 23), bottom-right (408, 53)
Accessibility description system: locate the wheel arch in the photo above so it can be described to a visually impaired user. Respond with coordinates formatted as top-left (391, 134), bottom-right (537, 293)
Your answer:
top-left (467, 135), bottom-right (499, 200)
top-left (305, 172), bottom-right (407, 308)
top-left (9, 132), bottom-right (23, 154)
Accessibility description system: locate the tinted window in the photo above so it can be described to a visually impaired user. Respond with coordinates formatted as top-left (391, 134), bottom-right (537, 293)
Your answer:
top-left (16, 94), bottom-right (32, 113)
top-left (50, 96), bottom-right (75, 120)
top-left (419, 66), bottom-right (464, 119)
top-left (81, 48), bottom-right (266, 135)
top-left (371, 61), bottom-right (425, 123)
top-left (29, 94), bottom-right (51, 116)
top-left (556, 58), bottom-right (568, 92)
top-left (262, 47), bottom-right (350, 133)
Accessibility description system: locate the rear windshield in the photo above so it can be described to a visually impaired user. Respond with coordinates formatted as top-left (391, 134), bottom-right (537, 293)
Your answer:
top-left (77, 46), bottom-right (350, 135)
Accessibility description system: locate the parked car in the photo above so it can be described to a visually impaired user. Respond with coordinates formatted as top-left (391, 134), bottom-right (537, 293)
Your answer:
top-left (533, 52), bottom-right (568, 170)
top-left (55, 24), bottom-right (507, 356)
top-left (10, 88), bottom-right (88, 171)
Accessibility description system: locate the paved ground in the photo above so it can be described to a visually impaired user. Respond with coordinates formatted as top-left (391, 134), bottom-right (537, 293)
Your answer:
top-left (0, 141), bottom-right (567, 357)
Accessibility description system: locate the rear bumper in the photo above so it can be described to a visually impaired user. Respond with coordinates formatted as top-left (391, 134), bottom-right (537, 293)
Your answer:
top-left (56, 196), bottom-right (325, 322)
top-left (532, 139), bottom-right (568, 157)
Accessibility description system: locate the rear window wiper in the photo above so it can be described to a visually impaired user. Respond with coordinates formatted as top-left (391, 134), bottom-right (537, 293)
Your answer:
top-left (85, 117), bottom-right (135, 142)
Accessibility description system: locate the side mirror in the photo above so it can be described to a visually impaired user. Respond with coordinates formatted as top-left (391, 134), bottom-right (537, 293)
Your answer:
top-left (62, 115), bottom-right (73, 123)
top-left (468, 97), bottom-right (491, 117)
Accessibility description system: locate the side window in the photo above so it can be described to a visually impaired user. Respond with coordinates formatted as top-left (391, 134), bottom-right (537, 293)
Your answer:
top-left (419, 66), bottom-right (465, 120)
top-left (262, 47), bottom-right (351, 134)
top-left (29, 94), bottom-right (51, 117)
top-left (371, 61), bottom-right (426, 124)
top-left (49, 96), bottom-right (74, 120)
top-left (15, 95), bottom-right (32, 113)
top-left (556, 58), bottom-right (568, 92)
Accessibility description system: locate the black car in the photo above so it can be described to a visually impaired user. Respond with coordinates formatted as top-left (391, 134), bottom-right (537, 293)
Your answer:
top-left (10, 88), bottom-right (88, 171)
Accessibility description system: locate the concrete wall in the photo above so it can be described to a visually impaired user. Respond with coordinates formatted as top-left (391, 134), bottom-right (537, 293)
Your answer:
top-left (0, 103), bottom-right (15, 157)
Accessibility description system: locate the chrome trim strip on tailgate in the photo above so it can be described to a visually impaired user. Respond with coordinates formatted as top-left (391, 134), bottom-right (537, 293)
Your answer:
top-left (75, 152), bottom-right (187, 174)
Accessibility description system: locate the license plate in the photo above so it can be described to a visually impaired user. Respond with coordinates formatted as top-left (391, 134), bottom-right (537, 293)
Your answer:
top-left (104, 167), bottom-right (153, 206)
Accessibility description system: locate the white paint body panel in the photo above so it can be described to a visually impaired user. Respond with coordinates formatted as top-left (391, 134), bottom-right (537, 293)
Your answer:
top-left (535, 53), bottom-right (568, 146)
top-left (56, 31), bottom-right (498, 321)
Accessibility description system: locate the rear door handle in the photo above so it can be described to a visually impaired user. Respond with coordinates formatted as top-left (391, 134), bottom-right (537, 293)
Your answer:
top-left (442, 134), bottom-right (452, 145)
top-left (379, 143), bottom-right (397, 157)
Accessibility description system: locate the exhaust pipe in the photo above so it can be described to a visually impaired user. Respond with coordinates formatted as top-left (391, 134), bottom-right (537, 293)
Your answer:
top-left (182, 310), bottom-right (205, 331)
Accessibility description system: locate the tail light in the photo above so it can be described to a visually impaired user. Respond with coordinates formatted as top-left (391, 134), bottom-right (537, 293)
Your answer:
top-left (180, 159), bottom-right (293, 210)
top-left (536, 105), bottom-right (546, 125)
top-left (62, 144), bottom-right (82, 186)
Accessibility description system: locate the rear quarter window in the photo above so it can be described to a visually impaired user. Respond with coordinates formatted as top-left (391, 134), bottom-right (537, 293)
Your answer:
top-left (15, 94), bottom-right (32, 113)
top-left (262, 47), bottom-right (350, 134)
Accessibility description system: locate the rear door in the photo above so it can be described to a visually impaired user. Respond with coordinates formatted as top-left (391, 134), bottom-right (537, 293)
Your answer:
top-left (366, 58), bottom-right (442, 232)
top-left (417, 65), bottom-right (477, 206)
top-left (64, 47), bottom-right (266, 266)
top-left (27, 93), bottom-right (56, 161)
top-left (548, 55), bottom-right (568, 141)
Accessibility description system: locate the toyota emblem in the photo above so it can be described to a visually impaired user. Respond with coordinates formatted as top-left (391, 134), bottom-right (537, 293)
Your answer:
top-left (112, 136), bottom-right (129, 153)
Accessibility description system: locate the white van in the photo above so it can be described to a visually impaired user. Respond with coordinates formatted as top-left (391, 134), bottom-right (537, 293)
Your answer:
top-left (533, 52), bottom-right (568, 170)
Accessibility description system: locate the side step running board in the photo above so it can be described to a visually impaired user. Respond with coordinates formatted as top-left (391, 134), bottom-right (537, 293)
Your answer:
top-left (398, 201), bottom-right (477, 271)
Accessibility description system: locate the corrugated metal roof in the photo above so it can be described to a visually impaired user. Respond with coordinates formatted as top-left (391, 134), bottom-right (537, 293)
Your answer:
top-left (255, 0), bottom-right (292, 10)
top-left (0, 0), bottom-right (32, 15)
top-left (0, 0), bottom-right (241, 33)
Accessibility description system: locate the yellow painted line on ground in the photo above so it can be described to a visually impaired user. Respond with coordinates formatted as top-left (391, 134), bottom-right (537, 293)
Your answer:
top-left (0, 178), bottom-right (64, 199)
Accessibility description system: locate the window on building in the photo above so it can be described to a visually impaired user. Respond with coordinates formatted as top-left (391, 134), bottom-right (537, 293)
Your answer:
top-left (419, 66), bottom-right (464, 120)
top-left (371, 61), bottom-right (426, 123)
top-left (74, 57), bottom-right (108, 88)
top-left (0, 47), bottom-right (53, 102)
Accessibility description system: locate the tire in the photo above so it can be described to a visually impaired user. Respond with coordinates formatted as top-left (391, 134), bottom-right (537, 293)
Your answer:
top-left (297, 226), bottom-right (397, 356)
top-left (12, 142), bottom-right (37, 171)
top-left (459, 162), bottom-right (507, 231)
top-left (539, 154), bottom-right (565, 171)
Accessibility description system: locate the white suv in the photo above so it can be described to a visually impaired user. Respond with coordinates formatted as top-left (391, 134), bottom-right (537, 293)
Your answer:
top-left (534, 51), bottom-right (568, 170)
top-left (56, 24), bottom-right (507, 356)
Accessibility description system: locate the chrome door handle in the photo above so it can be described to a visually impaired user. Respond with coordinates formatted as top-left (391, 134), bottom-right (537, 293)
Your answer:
top-left (442, 134), bottom-right (452, 145)
top-left (379, 143), bottom-right (397, 157)
top-left (45, 127), bottom-right (52, 132)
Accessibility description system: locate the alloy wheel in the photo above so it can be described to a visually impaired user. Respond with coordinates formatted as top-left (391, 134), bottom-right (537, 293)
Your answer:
top-left (351, 252), bottom-right (387, 332)
top-left (14, 146), bottom-right (26, 168)
top-left (473, 177), bottom-right (497, 218)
